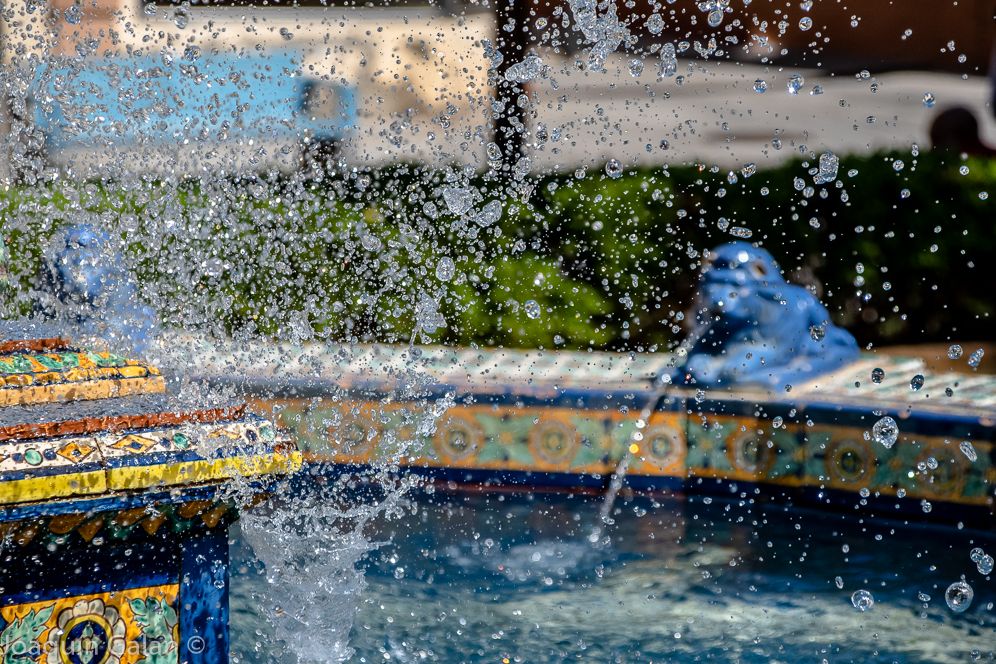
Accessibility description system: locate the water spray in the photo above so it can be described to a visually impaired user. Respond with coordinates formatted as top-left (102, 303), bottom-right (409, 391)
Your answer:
top-left (588, 377), bottom-right (672, 546)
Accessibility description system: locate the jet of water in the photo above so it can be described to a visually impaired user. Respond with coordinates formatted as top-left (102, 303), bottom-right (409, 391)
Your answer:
top-left (589, 382), bottom-right (671, 546)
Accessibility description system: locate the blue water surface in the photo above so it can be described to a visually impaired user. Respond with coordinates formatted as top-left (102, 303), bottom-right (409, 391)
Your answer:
top-left (230, 490), bottom-right (995, 663)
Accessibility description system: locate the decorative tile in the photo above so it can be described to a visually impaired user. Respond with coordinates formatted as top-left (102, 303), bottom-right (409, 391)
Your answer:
top-left (0, 417), bottom-right (298, 507)
top-left (109, 435), bottom-right (157, 454)
top-left (0, 585), bottom-right (179, 664)
top-left (55, 442), bottom-right (96, 464)
top-left (275, 395), bottom-right (993, 510)
top-left (0, 351), bottom-right (165, 407)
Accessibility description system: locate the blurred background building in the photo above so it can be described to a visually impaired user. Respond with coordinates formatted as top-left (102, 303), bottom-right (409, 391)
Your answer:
top-left (0, 0), bottom-right (993, 179)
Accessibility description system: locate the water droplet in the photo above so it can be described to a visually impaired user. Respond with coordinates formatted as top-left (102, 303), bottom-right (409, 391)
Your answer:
top-left (893, 160), bottom-right (905, 172)
top-left (524, 300), bottom-right (541, 319)
top-left (812, 152), bottom-right (840, 182)
top-left (741, 163), bottom-right (757, 178)
top-left (605, 159), bottom-right (623, 178)
top-left (809, 325), bottom-right (825, 341)
top-left (659, 43), bottom-right (677, 78)
top-left (771, 416), bottom-right (783, 429)
top-left (977, 554), bottom-right (994, 575)
top-left (64, 4), bottom-right (82, 24)
top-left (360, 234), bottom-right (383, 253)
top-left (968, 348), bottom-right (985, 368)
top-left (505, 54), bottom-right (545, 83)
top-left (728, 226), bottom-right (753, 239)
top-left (629, 59), bottom-right (645, 77)
top-left (173, 6), bottom-right (189, 29)
top-left (786, 74), bottom-right (804, 95)
top-left (959, 441), bottom-right (978, 463)
top-left (798, 16), bottom-right (813, 30)
top-left (944, 581), bottom-right (973, 613)
top-left (872, 416), bottom-right (898, 449)
top-left (970, 547), bottom-right (985, 563)
top-left (280, 27), bottom-right (294, 40)
top-left (851, 589), bottom-right (874, 611)
top-left (947, 344), bottom-right (963, 360)
top-left (753, 79), bottom-right (768, 93)
top-left (917, 591), bottom-right (931, 603)
top-left (394, 567), bottom-right (406, 579)
top-left (476, 200), bottom-right (503, 227)
top-left (834, 576), bottom-right (844, 589)
top-left (910, 374), bottom-right (924, 391)
top-left (442, 187), bottom-right (474, 215)
top-left (707, 9), bottom-right (724, 27)
top-left (810, 84), bottom-right (824, 95)
top-left (646, 13), bottom-right (665, 35)
top-left (435, 257), bottom-right (455, 282)
top-left (923, 92), bottom-right (936, 108)
top-left (871, 367), bottom-right (885, 383)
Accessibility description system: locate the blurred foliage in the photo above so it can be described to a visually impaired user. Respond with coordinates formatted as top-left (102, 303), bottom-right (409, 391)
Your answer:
top-left (1, 150), bottom-right (992, 350)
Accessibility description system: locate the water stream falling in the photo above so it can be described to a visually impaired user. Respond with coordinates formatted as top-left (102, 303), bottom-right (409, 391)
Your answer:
top-left (590, 382), bottom-right (670, 545)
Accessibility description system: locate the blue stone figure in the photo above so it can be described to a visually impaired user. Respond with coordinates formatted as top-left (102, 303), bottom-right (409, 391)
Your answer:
top-left (673, 242), bottom-right (858, 389)
top-left (41, 224), bottom-right (158, 353)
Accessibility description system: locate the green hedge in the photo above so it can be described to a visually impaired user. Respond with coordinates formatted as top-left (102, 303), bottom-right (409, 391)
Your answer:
top-left (1, 150), bottom-right (992, 350)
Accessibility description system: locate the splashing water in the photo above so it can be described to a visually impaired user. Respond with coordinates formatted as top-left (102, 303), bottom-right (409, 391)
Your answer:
top-left (566, 0), bottom-right (629, 71)
top-left (504, 54), bottom-right (545, 84)
top-left (239, 502), bottom-right (383, 663)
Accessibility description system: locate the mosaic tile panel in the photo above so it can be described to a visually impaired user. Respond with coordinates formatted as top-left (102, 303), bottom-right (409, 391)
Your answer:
top-left (0, 416), bottom-right (299, 506)
top-left (269, 397), bottom-right (994, 510)
top-left (0, 351), bottom-right (164, 407)
top-left (0, 585), bottom-right (179, 664)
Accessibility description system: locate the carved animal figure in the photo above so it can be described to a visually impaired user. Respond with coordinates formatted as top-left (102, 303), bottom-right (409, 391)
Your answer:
top-left (673, 242), bottom-right (858, 389)
top-left (40, 224), bottom-right (158, 353)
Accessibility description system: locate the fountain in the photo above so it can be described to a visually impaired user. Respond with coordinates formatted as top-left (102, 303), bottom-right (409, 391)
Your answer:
top-left (189, 244), bottom-right (995, 528)
top-left (0, 323), bottom-right (299, 660)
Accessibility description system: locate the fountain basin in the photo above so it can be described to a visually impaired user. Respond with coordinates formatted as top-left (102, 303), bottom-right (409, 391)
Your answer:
top-left (191, 340), bottom-right (994, 529)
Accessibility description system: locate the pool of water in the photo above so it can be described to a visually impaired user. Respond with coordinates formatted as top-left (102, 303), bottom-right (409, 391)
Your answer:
top-left (230, 490), bottom-right (995, 663)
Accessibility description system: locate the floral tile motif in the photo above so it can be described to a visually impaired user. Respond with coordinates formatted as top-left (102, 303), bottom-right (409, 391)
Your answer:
top-left (0, 585), bottom-right (179, 664)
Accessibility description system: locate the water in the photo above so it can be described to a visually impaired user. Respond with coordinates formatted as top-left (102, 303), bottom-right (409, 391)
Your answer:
top-left (230, 492), bottom-right (996, 663)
